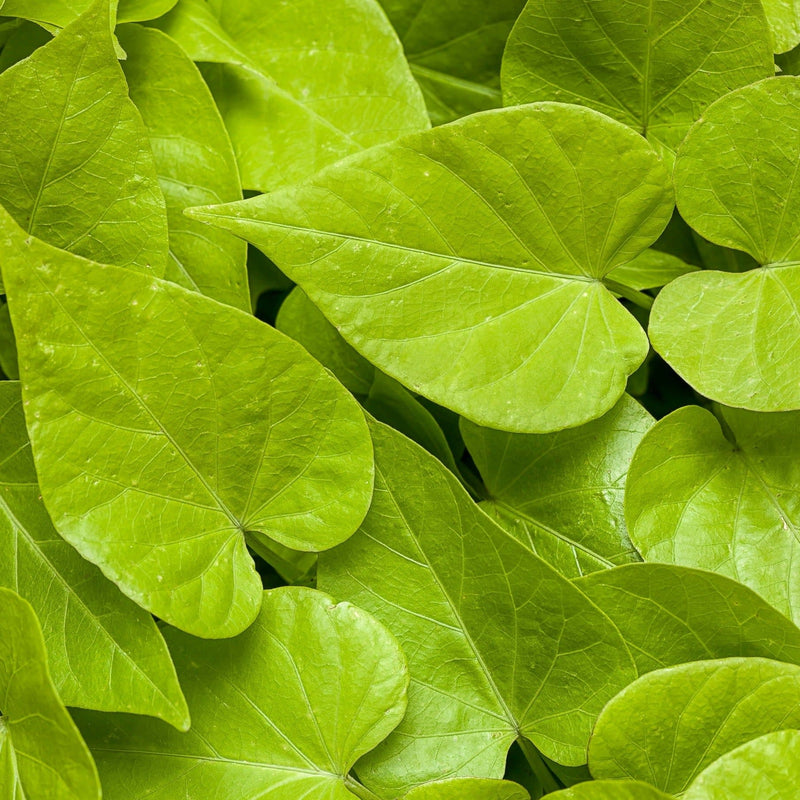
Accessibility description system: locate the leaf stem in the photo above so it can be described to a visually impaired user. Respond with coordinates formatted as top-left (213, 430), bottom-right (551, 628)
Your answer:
top-left (602, 278), bottom-right (654, 310)
top-left (345, 774), bottom-right (383, 800)
top-left (517, 737), bottom-right (563, 794)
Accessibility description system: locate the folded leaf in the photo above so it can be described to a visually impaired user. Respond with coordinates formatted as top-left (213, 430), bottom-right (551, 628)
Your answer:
top-left (502, 0), bottom-right (773, 158)
top-left (319, 419), bottom-right (636, 795)
top-left (119, 23), bottom-right (248, 310)
top-left (0, 381), bottom-right (189, 729)
top-left (403, 778), bottom-right (530, 800)
top-left (589, 657), bottom-right (800, 794)
top-left (652, 77), bottom-right (800, 409)
top-left (547, 782), bottom-right (673, 799)
top-left (156, 0), bottom-right (429, 190)
top-left (0, 588), bottom-right (101, 800)
top-left (462, 395), bottom-right (652, 577)
top-left (0, 0), bottom-right (168, 279)
top-left (625, 405), bottom-right (800, 623)
top-left (191, 103), bottom-right (673, 433)
top-left (0, 208), bottom-right (373, 638)
top-left (76, 587), bottom-right (408, 800)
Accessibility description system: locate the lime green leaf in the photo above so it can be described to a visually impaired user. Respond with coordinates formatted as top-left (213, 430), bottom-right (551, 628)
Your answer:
top-left (605, 249), bottom-right (698, 291)
top-left (589, 658), bottom-right (800, 793)
top-left (118, 23), bottom-right (248, 310)
top-left (0, 0), bottom-right (168, 276)
top-left (0, 381), bottom-right (189, 729)
top-left (652, 77), bottom-right (800, 409)
top-left (403, 778), bottom-right (530, 800)
top-left (1, 0), bottom-right (177, 26)
top-left (547, 782), bottom-right (673, 799)
top-left (377, 0), bottom-right (527, 124)
top-left (625, 405), bottom-right (800, 623)
top-left (462, 395), bottom-right (652, 577)
top-left (0, 588), bottom-right (101, 800)
top-left (576, 563), bottom-right (800, 673)
top-left (76, 587), bottom-right (408, 800)
top-left (156, 0), bottom-right (429, 191)
top-left (0, 209), bottom-right (373, 638)
top-left (501, 0), bottom-right (773, 158)
top-left (763, 0), bottom-right (800, 53)
top-left (684, 731), bottom-right (800, 800)
top-left (319, 419), bottom-right (636, 795)
top-left (190, 104), bottom-right (672, 433)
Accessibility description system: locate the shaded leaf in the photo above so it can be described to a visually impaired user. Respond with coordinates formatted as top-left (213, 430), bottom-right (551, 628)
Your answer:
top-left (0, 302), bottom-right (17, 379)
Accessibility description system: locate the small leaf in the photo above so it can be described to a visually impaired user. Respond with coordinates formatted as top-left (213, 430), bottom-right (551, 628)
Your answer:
top-left (462, 395), bottom-right (652, 577)
top-left (191, 103), bottom-right (673, 433)
top-left (319, 419), bottom-right (636, 795)
top-left (0, 0), bottom-right (168, 277)
top-left (403, 778), bottom-right (530, 800)
top-left (0, 208), bottom-right (373, 638)
top-left (0, 588), bottom-right (101, 800)
top-left (625, 405), bottom-right (800, 623)
top-left (589, 657), bottom-right (800, 793)
top-left (76, 587), bottom-right (408, 800)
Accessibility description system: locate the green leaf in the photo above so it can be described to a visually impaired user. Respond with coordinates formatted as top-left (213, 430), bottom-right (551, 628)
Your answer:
top-left (190, 103), bottom-right (673, 433)
top-left (0, 302), bottom-right (17, 380)
top-left (684, 730), bottom-right (800, 800)
top-left (0, 20), bottom-right (50, 73)
top-left (0, 208), bottom-right (373, 638)
top-left (0, 588), bottom-right (101, 800)
top-left (501, 0), bottom-right (773, 158)
top-left (118, 23), bottom-right (248, 310)
top-left (762, 0), bottom-right (800, 53)
top-left (576, 563), bottom-right (800, 673)
top-left (0, 381), bottom-right (189, 729)
top-left (651, 77), bottom-right (800, 410)
top-left (1, 0), bottom-right (178, 26)
top-left (155, 0), bottom-right (429, 191)
top-left (605, 249), bottom-right (698, 291)
top-left (75, 587), bottom-right (408, 800)
top-left (589, 657), bottom-right (800, 794)
top-left (377, 0), bottom-right (527, 124)
top-left (547, 782), bottom-right (673, 800)
top-left (625, 405), bottom-right (800, 624)
top-left (402, 778), bottom-right (530, 800)
top-left (461, 394), bottom-right (652, 577)
top-left (319, 419), bottom-right (637, 795)
top-left (0, 0), bottom-right (168, 277)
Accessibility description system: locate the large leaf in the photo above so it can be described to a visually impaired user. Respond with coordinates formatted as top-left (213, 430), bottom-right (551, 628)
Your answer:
top-left (0, 208), bottom-right (373, 638)
top-left (651, 77), bottom-right (800, 409)
top-left (378, 0), bottom-right (527, 124)
top-left (0, 0), bottom-right (167, 279)
top-left (403, 779), bottom-right (529, 800)
top-left (155, 0), bottom-right (429, 191)
top-left (501, 0), bottom-right (773, 158)
top-left (684, 730), bottom-right (800, 800)
top-left (589, 657), bottom-right (800, 794)
top-left (0, 0), bottom-right (178, 26)
top-left (319, 419), bottom-right (637, 796)
top-left (0, 381), bottom-right (189, 729)
top-left (190, 103), bottom-right (673, 433)
top-left (0, 588), bottom-right (101, 800)
top-left (576, 563), bottom-right (800, 673)
top-left (763, 0), bottom-right (800, 53)
top-left (461, 394), bottom-right (652, 577)
top-left (625, 405), bottom-right (800, 624)
top-left (76, 587), bottom-right (408, 800)
top-left (548, 783), bottom-right (673, 800)
top-left (118, 23), bottom-right (248, 310)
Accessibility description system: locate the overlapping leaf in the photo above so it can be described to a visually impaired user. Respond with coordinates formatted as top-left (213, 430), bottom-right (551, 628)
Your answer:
top-left (0, 381), bottom-right (189, 728)
top-left (76, 587), bottom-right (408, 800)
top-left (403, 778), bottom-right (530, 800)
top-left (462, 395), bottom-right (652, 577)
top-left (156, 0), bottom-right (429, 190)
top-left (763, 0), bottom-right (800, 53)
top-left (191, 103), bottom-right (673, 433)
top-left (651, 77), bottom-right (800, 409)
top-left (626, 405), bottom-right (800, 623)
top-left (0, 208), bottom-right (373, 638)
top-left (501, 0), bottom-right (774, 157)
top-left (0, 0), bottom-right (178, 27)
top-left (319, 419), bottom-right (636, 796)
top-left (548, 783), bottom-right (672, 800)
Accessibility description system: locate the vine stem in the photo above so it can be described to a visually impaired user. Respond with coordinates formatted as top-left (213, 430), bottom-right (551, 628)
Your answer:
top-left (518, 737), bottom-right (563, 794)
top-left (602, 278), bottom-right (654, 310)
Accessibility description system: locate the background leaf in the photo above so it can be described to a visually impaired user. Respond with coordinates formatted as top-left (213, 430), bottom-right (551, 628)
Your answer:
top-left (762, 0), bottom-right (800, 53)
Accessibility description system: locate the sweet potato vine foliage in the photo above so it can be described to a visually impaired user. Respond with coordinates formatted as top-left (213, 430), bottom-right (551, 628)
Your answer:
top-left (3, 0), bottom-right (800, 798)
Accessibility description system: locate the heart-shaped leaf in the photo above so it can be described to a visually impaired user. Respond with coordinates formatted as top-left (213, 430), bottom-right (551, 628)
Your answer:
top-left (0, 381), bottom-right (189, 729)
top-left (625, 405), bottom-right (800, 623)
top-left (0, 208), bottom-right (373, 638)
top-left (0, 0), bottom-right (168, 280)
top-left (0, 588), bottom-right (101, 800)
top-left (403, 778), bottom-right (530, 800)
top-left (191, 103), bottom-right (673, 433)
top-left (651, 77), bottom-right (800, 409)
top-left (75, 587), bottom-right (408, 800)
top-left (155, 0), bottom-right (429, 191)
top-left (501, 0), bottom-right (773, 158)
top-left (319, 419), bottom-right (636, 796)
top-left (461, 394), bottom-right (652, 577)
top-left (589, 657), bottom-right (800, 794)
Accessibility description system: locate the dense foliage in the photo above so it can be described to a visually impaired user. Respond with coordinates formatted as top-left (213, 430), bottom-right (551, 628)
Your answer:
top-left (1, 0), bottom-right (800, 798)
